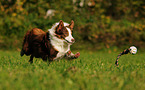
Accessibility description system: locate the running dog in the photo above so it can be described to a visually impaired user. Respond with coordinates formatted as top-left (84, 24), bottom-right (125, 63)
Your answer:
top-left (20, 20), bottom-right (80, 63)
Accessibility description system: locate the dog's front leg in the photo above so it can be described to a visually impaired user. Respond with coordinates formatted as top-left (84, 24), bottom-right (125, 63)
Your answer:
top-left (65, 51), bottom-right (80, 59)
top-left (29, 55), bottom-right (34, 64)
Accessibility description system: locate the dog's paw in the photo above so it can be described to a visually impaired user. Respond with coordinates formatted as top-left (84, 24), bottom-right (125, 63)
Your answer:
top-left (67, 51), bottom-right (72, 55)
top-left (74, 52), bottom-right (80, 58)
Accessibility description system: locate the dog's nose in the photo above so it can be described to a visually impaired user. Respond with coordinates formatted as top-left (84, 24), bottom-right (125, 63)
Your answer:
top-left (71, 38), bottom-right (75, 43)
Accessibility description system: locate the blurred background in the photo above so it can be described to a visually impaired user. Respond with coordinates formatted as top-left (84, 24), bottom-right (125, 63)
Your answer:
top-left (0, 0), bottom-right (144, 51)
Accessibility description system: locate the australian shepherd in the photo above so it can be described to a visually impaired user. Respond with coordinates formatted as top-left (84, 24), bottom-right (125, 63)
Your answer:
top-left (20, 20), bottom-right (80, 63)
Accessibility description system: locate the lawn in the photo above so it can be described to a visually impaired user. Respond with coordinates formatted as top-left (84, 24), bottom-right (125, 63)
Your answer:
top-left (0, 50), bottom-right (144, 90)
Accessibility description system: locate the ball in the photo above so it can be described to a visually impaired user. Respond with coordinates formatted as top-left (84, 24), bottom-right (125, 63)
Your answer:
top-left (129, 46), bottom-right (137, 54)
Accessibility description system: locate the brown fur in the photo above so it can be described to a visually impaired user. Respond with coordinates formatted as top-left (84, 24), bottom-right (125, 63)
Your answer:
top-left (21, 28), bottom-right (58, 63)
top-left (55, 20), bottom-right (69, 39)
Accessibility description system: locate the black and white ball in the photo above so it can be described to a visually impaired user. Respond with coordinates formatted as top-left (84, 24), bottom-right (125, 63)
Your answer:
top-left (129, 46), bottom-right (137, 55)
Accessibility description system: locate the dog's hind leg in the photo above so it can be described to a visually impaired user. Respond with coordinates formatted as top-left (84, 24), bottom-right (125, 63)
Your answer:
top-left (42, 55), bottom-right (47, 61)
top-left (65, 51), bottom-right (80, 59)
top-left (20, 49), bottom-right (24, 56)
top-left (29, 55), bottom-right (34, 64)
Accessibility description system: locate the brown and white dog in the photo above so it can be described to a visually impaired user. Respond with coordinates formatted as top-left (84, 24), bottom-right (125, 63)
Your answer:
top-left (20, 20), bottom-right (80, 63)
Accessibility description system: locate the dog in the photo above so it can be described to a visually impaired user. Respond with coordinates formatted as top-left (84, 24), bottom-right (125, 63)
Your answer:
top-left (20, 20), bottom-right (80, 63)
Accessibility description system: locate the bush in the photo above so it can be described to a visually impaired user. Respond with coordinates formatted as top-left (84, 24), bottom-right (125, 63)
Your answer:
top-left (0, 0), bottom-right (145, 50)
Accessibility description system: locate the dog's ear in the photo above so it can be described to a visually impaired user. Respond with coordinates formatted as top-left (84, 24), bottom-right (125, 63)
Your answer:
top-left (56, 20), bottom-right (64, 33)
top-left (69, 20), bottom-right (74, 30)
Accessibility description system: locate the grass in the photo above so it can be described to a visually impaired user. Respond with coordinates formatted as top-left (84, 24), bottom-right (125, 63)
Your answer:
top-left (0, 50), bottom-right (145, 90)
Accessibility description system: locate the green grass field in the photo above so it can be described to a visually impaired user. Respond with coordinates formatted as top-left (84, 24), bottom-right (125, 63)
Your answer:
top-left (0, 50), bottom-right (145, 90)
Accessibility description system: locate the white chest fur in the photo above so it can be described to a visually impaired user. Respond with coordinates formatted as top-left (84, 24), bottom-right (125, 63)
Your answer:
top-left (51, 39), bottom-right (70, 60)
top-left (48, 22), bottom-right (73, 60)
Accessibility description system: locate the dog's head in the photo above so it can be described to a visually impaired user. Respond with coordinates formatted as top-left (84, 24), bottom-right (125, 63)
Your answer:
top-left (54, 20), bottom-right (75, 44)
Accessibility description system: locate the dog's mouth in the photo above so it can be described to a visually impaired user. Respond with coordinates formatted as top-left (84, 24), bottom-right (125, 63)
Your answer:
top-left (64, 39), bottom-right (74, 44)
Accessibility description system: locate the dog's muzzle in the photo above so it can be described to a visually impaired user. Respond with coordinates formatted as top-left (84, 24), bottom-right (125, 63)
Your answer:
top-left (64, 38), bottom-right (75, 44)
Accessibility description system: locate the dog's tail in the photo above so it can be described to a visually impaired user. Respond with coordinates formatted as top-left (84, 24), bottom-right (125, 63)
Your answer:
top-left (20, 31), bottom-right (31, 56)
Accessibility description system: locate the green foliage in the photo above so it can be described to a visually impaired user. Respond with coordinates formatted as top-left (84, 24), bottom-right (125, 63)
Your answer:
top-left (0, 50), bottom-right (145, 89)
top-left (0, 0), bottom-right (145, 50)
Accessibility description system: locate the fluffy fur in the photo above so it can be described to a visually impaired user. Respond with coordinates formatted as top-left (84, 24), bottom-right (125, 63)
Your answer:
top-left (21, 20), bottom-right (80, 63)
